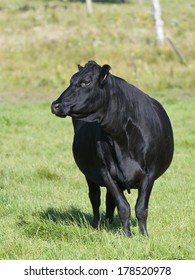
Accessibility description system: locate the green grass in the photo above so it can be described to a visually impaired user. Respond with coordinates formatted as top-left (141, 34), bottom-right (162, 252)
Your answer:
top-left (0, 0), bottom-right (195, 259)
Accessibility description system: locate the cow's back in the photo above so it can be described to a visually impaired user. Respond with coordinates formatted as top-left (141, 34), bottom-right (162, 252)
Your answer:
top-left (133, 88), bottom-right (174, 178)
top-left (149, 97), bottom-right (174, 178)
top-left (118, 81), bottom-right (174, 179)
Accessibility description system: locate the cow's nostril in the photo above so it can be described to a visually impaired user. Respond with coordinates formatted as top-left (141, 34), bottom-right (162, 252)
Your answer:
top-left (54, 104), bottom-right (60, 110)
top-left (52, 103), bottom-right (61, 112)
top-left (51, 102), bottom-right (62, 114)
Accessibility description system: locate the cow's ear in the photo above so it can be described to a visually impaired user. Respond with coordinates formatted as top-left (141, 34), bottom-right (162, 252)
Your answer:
top-left (78, 64), bottom-right (84, 71)
top-left (99, 64), bottom-right (111, 86)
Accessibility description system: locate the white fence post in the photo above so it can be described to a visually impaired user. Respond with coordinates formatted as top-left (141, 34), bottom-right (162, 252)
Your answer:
top-left (86, 0), bottom-right (93, 14)
top-left (152, 0), bottom-right (164, 45)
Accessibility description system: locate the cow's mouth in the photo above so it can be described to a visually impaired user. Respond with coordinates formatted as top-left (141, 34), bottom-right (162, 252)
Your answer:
top-left (54, 113), bottom-right (67, 118)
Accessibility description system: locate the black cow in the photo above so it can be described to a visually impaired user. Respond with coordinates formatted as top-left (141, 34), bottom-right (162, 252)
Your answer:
top-left (51, 61), bottom-right (174, 237)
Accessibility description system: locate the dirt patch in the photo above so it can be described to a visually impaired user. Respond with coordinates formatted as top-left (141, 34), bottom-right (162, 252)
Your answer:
top-left (0, 25), bottom-right (69, 49)
top-left (0, 91), bottom-right (55, 104)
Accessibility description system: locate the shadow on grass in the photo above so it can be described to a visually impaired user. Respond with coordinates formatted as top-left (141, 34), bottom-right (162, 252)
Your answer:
top-left (39, 206), bottom-right (138, 230)
top-left (18, 206), bottom-right (138, 240)
top-left (39, 206), bottom-right (94, 226)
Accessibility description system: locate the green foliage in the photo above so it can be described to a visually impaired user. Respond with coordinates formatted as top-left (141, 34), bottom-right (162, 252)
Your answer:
top-left (0, 0), bottom-right (194, 259)
top-left (0, 0), bottom-right (195, 98)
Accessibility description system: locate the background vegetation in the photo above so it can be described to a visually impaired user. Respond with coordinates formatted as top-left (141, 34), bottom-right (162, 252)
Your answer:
top-left (0, 0), bottom-right (194, 259)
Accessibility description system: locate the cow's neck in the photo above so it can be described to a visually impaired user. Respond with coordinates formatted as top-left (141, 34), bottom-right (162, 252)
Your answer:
top-left (98, 76), bottom-right (145, 153)
top-left (99, 80), bottom-right (134, 140)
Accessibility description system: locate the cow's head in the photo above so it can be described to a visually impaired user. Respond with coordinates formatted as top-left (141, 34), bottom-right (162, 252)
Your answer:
top-left (51, 61), bottom-right (111, 122)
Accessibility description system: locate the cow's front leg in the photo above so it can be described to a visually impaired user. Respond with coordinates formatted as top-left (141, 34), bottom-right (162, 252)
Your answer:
top-left (135, 175), bottom-right (154, 236)
top-left (86, 178), bottom-right (101, 229)
top-left (97, 143), bottom-right (131, 236)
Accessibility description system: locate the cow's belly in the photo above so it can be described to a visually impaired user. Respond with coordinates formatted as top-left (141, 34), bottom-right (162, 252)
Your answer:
top-left (74, 151), bottom-right (105, 186)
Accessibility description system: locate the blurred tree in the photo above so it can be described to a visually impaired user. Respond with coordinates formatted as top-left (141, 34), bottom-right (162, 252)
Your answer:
top-left (152, 0), bottom-right (164, 45)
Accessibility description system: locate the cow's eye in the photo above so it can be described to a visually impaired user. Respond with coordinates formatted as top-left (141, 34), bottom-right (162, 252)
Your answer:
top-left (80, 81), bottom-right (91, 88)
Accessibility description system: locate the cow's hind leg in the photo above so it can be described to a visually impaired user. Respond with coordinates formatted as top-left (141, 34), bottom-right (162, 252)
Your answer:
top-left (117, 192), bottom-right (131, 237)
top-left (135, 175), bottom-right (154, 236)
top-left (86, 178), bottom-right (101, 229)
top-left (105, 177), bottom-right (131, 236)
top-left (105, 189), bottom-right (116, 224)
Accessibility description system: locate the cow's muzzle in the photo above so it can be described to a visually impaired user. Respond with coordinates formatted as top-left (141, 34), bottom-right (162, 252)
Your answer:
top-left (51, 102), bottom-right (67, 118)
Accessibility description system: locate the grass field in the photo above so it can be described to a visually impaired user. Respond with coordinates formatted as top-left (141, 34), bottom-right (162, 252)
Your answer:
top-left (0, 0), bottom-right (195, 259)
